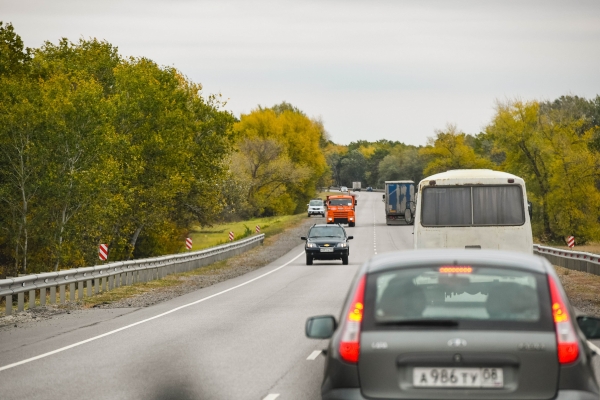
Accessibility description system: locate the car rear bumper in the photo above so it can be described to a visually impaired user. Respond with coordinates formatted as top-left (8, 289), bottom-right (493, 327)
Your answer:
top-left (321, 389), bottom-right (598, 400)
top-left (554, 390), bottom-right (600, 400)
top-left (306, 248), bottom-right (348, 260)
top-left (322, 388), bottom-right (365, 400)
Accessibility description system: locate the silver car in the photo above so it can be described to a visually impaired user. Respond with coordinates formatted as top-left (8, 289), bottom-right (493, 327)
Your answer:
top-left (306, 249), bottom-right (600, 400)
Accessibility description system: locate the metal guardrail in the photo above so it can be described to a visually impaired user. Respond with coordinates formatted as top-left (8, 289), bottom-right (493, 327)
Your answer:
top-left (534, 244), bottom-right (600, 276)
top-left (0, 234), bottom-right (264, 317)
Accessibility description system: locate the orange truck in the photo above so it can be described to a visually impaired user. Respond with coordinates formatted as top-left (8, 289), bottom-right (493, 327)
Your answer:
top-left (326, 194), bottom-right (357, 227)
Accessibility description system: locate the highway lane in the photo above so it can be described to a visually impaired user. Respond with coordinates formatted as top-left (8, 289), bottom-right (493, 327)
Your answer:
top-left (1, 191), bottom-right (598, 399)
top-left (0, 191), bottom-right (412, 400)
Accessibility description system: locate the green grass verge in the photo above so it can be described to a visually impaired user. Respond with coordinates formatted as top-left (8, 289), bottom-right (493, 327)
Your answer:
top-left (188, 214), bottom-right (306, 251)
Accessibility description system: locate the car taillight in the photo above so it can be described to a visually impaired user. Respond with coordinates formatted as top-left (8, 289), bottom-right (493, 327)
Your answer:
top-left (548, 275), bottom-right (579, 364)
top-left (339, 275), bottom-right (366, 363)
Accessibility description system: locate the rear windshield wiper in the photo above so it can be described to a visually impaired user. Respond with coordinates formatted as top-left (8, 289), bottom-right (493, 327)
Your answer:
top-left (376, 319), bottom-right (459, 327)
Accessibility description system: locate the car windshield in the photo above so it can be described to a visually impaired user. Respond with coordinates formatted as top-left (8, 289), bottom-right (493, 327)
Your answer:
top-left (309, 200), bottom-right (323, 206)
top-left (330, 199), bottom-right (352, 206)
top-left (366, 265), bottom-right (549, 328)
top-left (309, 227), bottom-right (345, 238)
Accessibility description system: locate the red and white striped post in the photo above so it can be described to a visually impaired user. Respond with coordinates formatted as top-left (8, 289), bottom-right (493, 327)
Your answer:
top-left (567, 236), bottom-right (575, 248)
top-left (99, 244), bottom-right (108, 261)
top-left (255, 225), bottom-right (260, 233)
top-left (185, 237), bottom-right (193, 250)
top-left (228, 231), bottom-right (234, 242)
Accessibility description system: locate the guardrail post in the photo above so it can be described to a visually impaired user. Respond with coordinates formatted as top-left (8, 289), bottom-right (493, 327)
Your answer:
top-left (18, 292), bottom-right (24, 312)
top-left (59, 285), bottom-right (65, 304)
top-left (5, 295), bottom-right (12, 316)
top-left (70, 283), bottom-right (75, 302)
top-left (102, 276), bottom-right (107, 292)
top-left (86, 280), bottom-right (92, 296)
top-left (94, 278), bottom-right (100, 294)
top-left (108, 275), bottom-right (114, 290)
top-left (50, 286), bottom-right (56, 304)
top-left (29, 289), bottom-right (36, 309)
top-left (40, 289), bottom-right (46, 306)
top-left (78, 281), bottom-right (84, 300)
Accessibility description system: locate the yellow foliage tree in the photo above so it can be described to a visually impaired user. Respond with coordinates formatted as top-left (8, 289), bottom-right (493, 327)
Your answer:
top-left (233, 104), bottom-right (328, 215)
top-left (420, 124), bottom-right (494, 176)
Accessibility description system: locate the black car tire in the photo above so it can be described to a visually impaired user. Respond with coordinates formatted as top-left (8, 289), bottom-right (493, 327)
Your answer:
top-left (349, 222), bottom-right (355, 227)
top-left (306, 254), bottom-right (313, 265)
top-left (342, 255), bottom-right (349, 265)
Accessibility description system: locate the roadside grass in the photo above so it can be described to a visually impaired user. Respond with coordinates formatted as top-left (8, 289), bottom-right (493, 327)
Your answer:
top-left (554, 265), bottom-right (600, 317)
top-left (550, 243), bottom-right (600, 255)
top-left (188, 214), bottom-right (305, 251)
top-left (534, 238), bottom-right (600, 255)
top-left (78, 260), bottom-right (233, 308)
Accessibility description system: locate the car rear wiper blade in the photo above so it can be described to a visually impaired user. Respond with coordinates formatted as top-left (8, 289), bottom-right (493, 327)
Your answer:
top-left (377, 319), bottom-right (459, 327)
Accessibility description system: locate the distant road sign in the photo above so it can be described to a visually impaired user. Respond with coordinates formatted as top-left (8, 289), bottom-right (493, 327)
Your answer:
top-left (255, 225), bottom-right (260, 233)
top-left (567, 236), bottom-right (575, 248)
top-left (99, 244), bottom-right (108, 261)
top-left (228, 231), bottom-right (234, 241)
top-left (185, 237), bottom-right (192, 250)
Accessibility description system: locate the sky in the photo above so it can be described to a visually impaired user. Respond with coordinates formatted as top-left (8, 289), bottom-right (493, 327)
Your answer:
top-left (2, 0), bottom-right (600, 146)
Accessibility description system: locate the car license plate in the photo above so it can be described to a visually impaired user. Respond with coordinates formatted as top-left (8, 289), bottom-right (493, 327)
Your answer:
top-left (319, 248), bottom-right (334, 252)
top-left (413, 367), bottom-right (503, 388)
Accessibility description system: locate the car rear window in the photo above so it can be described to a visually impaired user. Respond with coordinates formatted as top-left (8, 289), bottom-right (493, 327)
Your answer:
top-left (362, 265), bottom-right (553, 331)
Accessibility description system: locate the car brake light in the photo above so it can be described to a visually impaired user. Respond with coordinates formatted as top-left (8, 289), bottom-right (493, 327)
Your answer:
top-left (548, 275), bottom-right (579, 364)
top-left (439, 266), bottom-right (472, 274)
top-left (339, 275), bottom-right (366, 363)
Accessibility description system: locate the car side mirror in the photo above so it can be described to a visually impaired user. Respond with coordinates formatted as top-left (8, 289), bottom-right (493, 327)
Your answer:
top-left (300, 236), bottom-right (307, 240)
top-left (577, 316), bottom-right (600, 340)
top-left (527, 201), bottom-right (533, 219)
top-left (354, 200), bottom-right (357, 205)
top-left (347, 236), bottom-right (354, 240)
top-left (306, 315), bottom-right (337, 339)
top-left (382, 194), bottom-right (385, 199)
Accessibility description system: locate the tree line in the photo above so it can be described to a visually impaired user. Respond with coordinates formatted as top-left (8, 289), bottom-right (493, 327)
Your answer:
top-left (2, 20), bottom-right (598, 275)
top-left (0, 23), bottom-right (330, 276)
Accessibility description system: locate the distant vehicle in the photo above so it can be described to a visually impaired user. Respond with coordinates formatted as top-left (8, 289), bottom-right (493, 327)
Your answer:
top-left (366, 186), bottom-right (373, 192)
top-left (301, 224), bottom-right (353, 265)
top-left (326, 194), bottom-right (357, 227)
top-left (352, 181), bottom-right (361, 191)
top-left (305, 249), bottom-right (600, 400)
top-left (340, 186), bottom-right (348, 192)
top-left (383, 180), bottom-right (415, 225)
top-left (414, 169), bottom-right (533, 254)
top-left (307, 199), bottom-right (325, 217)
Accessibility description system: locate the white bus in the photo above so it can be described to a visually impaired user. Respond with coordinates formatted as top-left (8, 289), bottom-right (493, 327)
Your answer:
top-left (413, 169), bottom-right (533, 254)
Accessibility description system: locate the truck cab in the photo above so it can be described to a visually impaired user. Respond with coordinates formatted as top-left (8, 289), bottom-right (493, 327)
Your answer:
top-left (326, 194), bottom-right (357, 227)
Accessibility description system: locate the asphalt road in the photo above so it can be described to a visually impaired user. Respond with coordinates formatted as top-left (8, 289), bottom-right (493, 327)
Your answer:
top-left (0, 192), bottom-right (598, 399)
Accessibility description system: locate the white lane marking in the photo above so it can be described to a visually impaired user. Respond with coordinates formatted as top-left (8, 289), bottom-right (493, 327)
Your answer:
top-left (263, 395), bottom-right (280, 400)
top-left (307, 350), bottom-right (322, 360)
top-left (588, 341), bottom-right (600, 355)
top-left (0, 251), bottom-right (305, 373)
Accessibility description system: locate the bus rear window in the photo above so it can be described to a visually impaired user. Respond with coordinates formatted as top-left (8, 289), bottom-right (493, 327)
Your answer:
top-left (421, 185), bottom-right (524, 226)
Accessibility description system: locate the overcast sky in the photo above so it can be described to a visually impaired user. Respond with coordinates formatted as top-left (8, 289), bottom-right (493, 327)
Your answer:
top-left (2, 0), bottom-right (600, 145)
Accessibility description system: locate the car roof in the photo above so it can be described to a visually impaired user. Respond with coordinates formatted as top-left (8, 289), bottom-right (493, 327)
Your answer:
top-left (364, 249), bottom-right (549, 274)
top-left (311, 224), bottom-right (344, 228)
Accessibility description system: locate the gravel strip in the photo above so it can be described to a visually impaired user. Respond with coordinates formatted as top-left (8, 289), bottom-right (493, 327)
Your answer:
top-left (0, 216), bottom-right (319, 328)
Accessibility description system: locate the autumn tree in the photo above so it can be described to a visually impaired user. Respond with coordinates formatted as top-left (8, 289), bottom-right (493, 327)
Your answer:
top-left (420, 124), bottom-right (493, 176)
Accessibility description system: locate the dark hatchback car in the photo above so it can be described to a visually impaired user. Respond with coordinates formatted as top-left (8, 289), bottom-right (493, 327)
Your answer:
top-left (306, 250), bottom-right (600, 400)
top-left (302, 224), bottom-right (353, 265)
